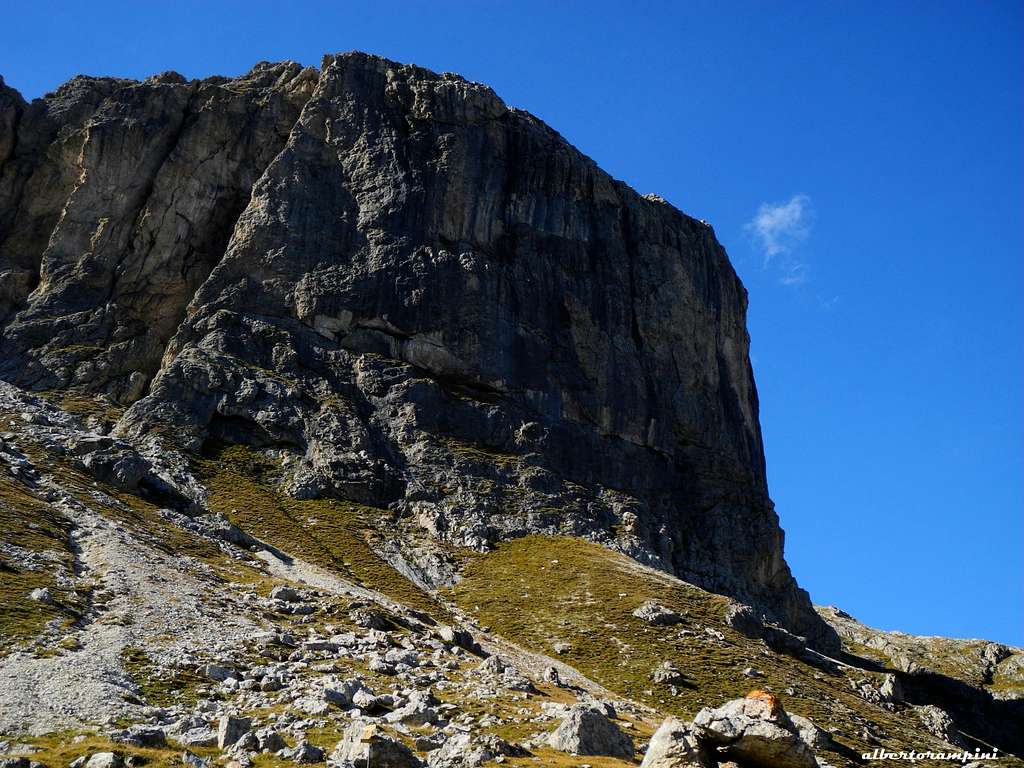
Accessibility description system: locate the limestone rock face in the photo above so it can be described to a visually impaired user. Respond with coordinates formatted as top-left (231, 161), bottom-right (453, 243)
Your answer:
top-left (0, 52), bottom-right (835, 650)
top-left (0, 62), bottom-right (317, 399)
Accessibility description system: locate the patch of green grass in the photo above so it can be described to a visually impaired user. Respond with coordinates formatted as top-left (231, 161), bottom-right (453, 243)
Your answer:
top-left (0, 566), bottom-right (62, 650)
top-left (121, 647), bottom-right (207, 708)
top-left (14, 730), bottom-right (219, 768)
top-left (0, 473), bottom-right (72, 553)
top-left (0, 474), bottom-right (75, 650)
top-left (442, 437), bottom-right (522, 468)
top-left (195, 443), bottom-right (442, 616)
top-left (38, 390), bottom-right (125, 424)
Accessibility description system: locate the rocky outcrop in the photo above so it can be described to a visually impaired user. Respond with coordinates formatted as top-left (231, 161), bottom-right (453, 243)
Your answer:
top-left (0, 63), bottom-right (317, 398)
top-left (639, 716), bottom-right (714, 767)
top-left (330, 720), bottom-right (420, 767)
top-left (691, 691), bottom-right (819, 768)
top-left (818, 606), bottom-right (1024, 757)
top-left (640, 693), bottom-right (831, 768)
top-left (547, 704), bottom-right (634, 758)
top-left (0, 53), bottom-right (834, 650)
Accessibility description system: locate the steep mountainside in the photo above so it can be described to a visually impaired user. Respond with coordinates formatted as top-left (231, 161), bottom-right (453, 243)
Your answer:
top-left (0, 55), bottom-right (1020, 767)
top-left (0, 53), bottom-right (825, 649)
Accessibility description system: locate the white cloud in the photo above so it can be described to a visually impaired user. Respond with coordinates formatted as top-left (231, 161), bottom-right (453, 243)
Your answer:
top-left (745, 195), bottom-right (813, 285)
top-left (779, 263), bottom-right (808, 286)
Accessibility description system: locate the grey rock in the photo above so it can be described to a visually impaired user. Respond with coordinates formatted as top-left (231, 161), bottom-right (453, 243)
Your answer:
top-left (27, 587), bottom-right (51, 603)
top-left (281, 741), bottom-right (324, 764)
top-left (330, 720), bottom-right (420, 767)
top-left (476, 655), bottom-right (534, 692)
top-left (217, 714), bottom-right (252, 749)
top-left (180, 753), bottom-right (209, 768)
top-left (203, 663), bottom-right (236, 682)
top-left (789, 714), bottom-right (831, 751)
top-left (436, 625), bottom-right (478, 653)
top-left (640, 717), bottom-right (714, 767)
top-left (229, 730), bottom-right (259, 753)
top-left (692, 692), bottom-right (818, 768)
top-left (270, 585), bottom-right (301, 602)
top-left (879, 673), bottom-right (903, 703)
top-left (177, 728), bottom-right (217, 748)
top-left (632, 601), bottom-right (682, 626)
top-left (651, 660), bottom-right (686, 685)
top-left (724, 602), bottom-right (763, 637)
top-left (983, 642), bottom-right (1011, 670)
top-left (351, 687), bottom-right (385, 711)
top-left (254, 727), bottom-right (286, 752)
top-left (109, 724), bottom-right (166, 747)
top-left (547, 704), bottom-right (634, 758)
top-left (384, 690), bottom-right (440, 726)
top-left (0, 62), bottom-right (316, 399)
top-left (323, 677), bottom-right (371, 708)
top-left (913, 705), bottom-right (963, 747)
top-left (351, 607), bottom-right (391, 631)
top-left (84, 755), bottom-right (122, 768)
top-left (426, 733), bottom-right (522, 768)
top-left (763, 624), bottom-right (807, 654)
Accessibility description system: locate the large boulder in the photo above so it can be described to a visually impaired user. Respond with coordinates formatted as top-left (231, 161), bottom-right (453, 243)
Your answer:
top-left (724, 601), bottom-right (763, 637)
top-left (691, 691), bottom-right (818, 768)
top-left (789, 714), bottom-right (832, 751)
top-left (633, 601), bottom-right (682, 626)
top-left (282, 741), bottom-right (326, 764)
top-left (879, 673), bottom-right (903, 704)
top-left (109, 724), bottom-right (166, 747)
top-left (548, 704), bottom-right (634, 758)
top-left (651, 660), bottom-right (687, 685)
top-left (426, 733), bottom-right (523, 768)
top-left (640, 717), bottom-right (715, 767)
top-left (384, 690), bottom-right (442, 726)
top-left (330, 721), bottom-right (420, 767)
top-left (216, 714), bottom-right (251, 749)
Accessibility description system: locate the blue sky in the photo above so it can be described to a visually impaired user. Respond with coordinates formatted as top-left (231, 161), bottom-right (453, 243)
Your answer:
top-left (3, 1), bottom-right (1021, 644)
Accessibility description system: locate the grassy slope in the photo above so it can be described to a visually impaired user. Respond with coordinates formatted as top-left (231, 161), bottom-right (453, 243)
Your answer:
top-left (195, 443), bottom-right (442, 616)
top-left (0, 473), bottom-right (74, 650)
top-left (3, 415), bottom-right (1018, 767)
top-left (451, 535), bottom-right (999, 767)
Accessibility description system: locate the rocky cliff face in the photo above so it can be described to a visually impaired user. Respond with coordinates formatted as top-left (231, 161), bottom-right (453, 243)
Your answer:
top-left (0, 53), bottom-right (833, 650)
